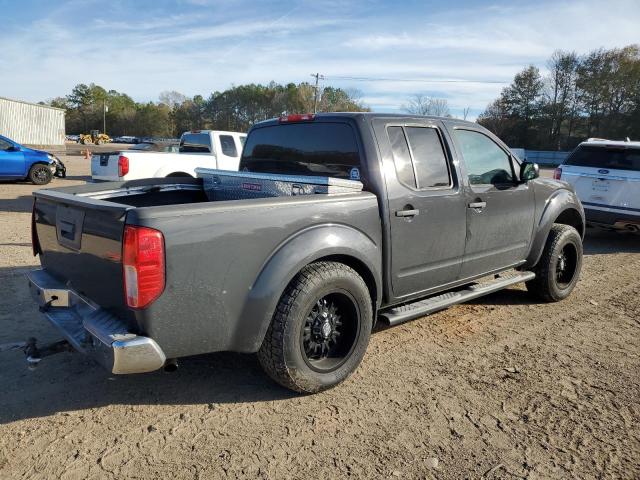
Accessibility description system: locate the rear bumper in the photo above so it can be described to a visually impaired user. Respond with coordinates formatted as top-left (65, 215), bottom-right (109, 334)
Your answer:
top-left (26, 269), bottom-right (166, 374)
top-left (584, 207), bottom-right (640, 231)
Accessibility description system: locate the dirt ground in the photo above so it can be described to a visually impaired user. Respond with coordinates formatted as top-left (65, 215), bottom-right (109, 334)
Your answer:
top-left (0, 156), bottom-right (638, 479)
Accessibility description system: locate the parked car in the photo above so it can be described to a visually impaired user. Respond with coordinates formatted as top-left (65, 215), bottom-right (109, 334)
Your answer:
top-left (112, 136), bottom-right (139, 144)
top-left (0, 134), bottom-right (66, 184)
top-left (91, 130), bottom-right (246, 181)
top-left (65, 134), bottom-right (80, 142)
top-left (555, 138), bottom-right (640, 233)
top-left (27, 113), bottom-right (584, 393)
top-left (128, 141), bottom-right (179, 153)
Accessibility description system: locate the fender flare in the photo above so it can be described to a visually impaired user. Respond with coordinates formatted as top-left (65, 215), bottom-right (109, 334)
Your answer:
top-left (232, 224), bottom-right (382, 352)
top-left (525, 188), bottom-right (585, 268)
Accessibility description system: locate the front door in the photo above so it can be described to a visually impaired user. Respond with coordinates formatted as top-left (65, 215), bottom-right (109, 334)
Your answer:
top-left (450, 128), bottom-right (535, 278)
top-left (0, 138), bottom-right (25, 177)
top-left (375, 119), bottom-right (467, 299)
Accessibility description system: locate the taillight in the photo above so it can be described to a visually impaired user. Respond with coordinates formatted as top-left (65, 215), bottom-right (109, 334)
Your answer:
top-left (278, 113), bottom-right (315, 123)
top-left (118, 155), bottom-right (129, 177)
top-left (122, 226), bottom-right (165, 309)
top-left (553, 167), bottom-right (562, 180)
top-left (31, 199), bottom-right (42, 256)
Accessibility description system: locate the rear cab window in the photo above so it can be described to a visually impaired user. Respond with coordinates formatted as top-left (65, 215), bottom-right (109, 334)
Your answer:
top-left (239, 122), bottom-right (361, 180)
top-left (566, 145), bottom-right (640, 172)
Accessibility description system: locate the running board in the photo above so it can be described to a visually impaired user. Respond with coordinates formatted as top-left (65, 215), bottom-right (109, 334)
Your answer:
top-left (379, 270), bottom-right (536, 326)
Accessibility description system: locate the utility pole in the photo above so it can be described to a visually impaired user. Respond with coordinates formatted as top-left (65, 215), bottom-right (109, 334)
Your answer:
top-left (311, 73), bottom-right (324, 113)
top-left (103, 100), bottom-right (108, 135)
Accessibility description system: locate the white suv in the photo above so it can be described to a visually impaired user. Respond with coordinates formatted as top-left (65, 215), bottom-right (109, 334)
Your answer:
top-left (556, 138), bottom-right (640, 232)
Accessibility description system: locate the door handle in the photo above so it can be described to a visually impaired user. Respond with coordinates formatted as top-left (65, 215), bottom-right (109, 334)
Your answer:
top-left (395, 209), bottom-right (420, 217)
top-left (468, 201), bottom-right (486, 209)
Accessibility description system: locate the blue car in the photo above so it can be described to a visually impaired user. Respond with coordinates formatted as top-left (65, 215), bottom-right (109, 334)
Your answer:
top-left (0, 134), bottom-right (66, 184)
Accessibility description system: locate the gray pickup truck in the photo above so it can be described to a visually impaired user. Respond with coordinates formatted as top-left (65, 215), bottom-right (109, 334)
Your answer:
top-left (26, 113), bottom-right (585, 393)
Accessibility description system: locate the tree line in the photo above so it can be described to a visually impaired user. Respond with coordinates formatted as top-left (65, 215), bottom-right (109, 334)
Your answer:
top-left (478, 44), bottom-right (640, 150)
top-left (49, 82), bottom-right (368, 137)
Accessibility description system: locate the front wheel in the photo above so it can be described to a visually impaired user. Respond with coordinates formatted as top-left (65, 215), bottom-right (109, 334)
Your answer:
top-left (258, 261), bottom-right (373, 393)
top-left (526, 224), bottom-right (582, 302)
top-left (28, 164), bottom-right (53, 185)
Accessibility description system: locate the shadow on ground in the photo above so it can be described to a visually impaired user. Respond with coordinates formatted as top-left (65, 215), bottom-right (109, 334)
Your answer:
top-left (0, 195), bottom-right (33, 213)
top-left (583, 228), bottom-right (640, 255)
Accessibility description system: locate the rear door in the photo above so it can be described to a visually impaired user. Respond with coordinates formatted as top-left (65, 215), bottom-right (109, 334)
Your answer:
top-left (373, 119), bottom-right (467, 299)
top-left (561, 145), bottom-right (640, 213)
top-left (450, 127), bottom-right (535, 278)
top-left (0, 137), bottom-right (25, 177)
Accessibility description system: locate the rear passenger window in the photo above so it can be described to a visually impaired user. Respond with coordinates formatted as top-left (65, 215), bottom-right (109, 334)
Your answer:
top-left (388, 126), bottom-right (416, 188)
top-left (388, 126), bottom-right (451, 189)
top-left (219, 135), bottom-right (238, 157)
top-left (405, 127), bottom-right (451, 188)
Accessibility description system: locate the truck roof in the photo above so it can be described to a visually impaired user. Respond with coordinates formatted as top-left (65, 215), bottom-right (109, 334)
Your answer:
top-left (184, 130), bottom-right (247, 136)
top-left (252, 112), bottom-right (479, 129)
top-left (580, 138), bottom-right (640, 149)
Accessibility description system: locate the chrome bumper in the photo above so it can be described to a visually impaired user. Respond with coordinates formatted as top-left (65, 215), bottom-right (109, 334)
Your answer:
top-left (26, 269), bottom-right (166, 374)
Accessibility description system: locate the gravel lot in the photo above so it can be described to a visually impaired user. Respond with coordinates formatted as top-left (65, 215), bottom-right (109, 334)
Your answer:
top-left (0, 154), bottom-right (638, 479)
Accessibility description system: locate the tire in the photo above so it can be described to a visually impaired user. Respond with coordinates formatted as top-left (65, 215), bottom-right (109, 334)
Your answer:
top-left (28, 164), bottom-right (53, 185)
top-left (257, 261), bottom-right (373, 393)
top-left (526, 224), bottom-right (582, 302)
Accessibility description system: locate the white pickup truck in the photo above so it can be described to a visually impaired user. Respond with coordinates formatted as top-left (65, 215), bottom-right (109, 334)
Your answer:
top-left (91, 130), bottom-right (246, 181)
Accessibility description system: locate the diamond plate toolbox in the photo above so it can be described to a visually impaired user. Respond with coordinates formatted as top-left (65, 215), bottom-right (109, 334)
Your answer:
top-left (195, 168), bottom-right (363, 201)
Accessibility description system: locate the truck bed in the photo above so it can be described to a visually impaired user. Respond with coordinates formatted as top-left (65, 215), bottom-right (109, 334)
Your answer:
top-left (32, 176), bottom-right (381, 358)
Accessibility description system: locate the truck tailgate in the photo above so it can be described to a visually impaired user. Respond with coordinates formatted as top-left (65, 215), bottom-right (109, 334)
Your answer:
top-left (33, 189), bottom-right (129, 311)
top-left (91, 152), bottom-right (121, 180)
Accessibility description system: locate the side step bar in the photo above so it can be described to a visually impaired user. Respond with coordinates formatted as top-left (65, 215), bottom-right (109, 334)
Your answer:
top-left (379, 270), bottom-right (536, 326)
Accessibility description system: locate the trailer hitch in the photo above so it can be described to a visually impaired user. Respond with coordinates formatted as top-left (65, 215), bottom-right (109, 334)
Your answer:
top-left (23, 337), bottom-right (72, 370)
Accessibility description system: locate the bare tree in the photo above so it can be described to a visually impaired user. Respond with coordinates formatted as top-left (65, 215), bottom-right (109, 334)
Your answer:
top-left (403, 94), bottom-right (450, 117)
top-left (547, 50), bottom-right (579, 149)
top-left (159, 90), bottom-right (187, 109)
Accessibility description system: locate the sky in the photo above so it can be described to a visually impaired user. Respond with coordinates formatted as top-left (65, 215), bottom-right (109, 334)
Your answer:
top-left (1, 0), bottom-right (639, 119)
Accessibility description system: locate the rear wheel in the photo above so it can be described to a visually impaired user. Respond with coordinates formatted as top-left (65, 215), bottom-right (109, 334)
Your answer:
top-left (258, 261), bottom-right (373, 393)
top-left (28, 164), bottom-right (52, 185)
top-left (526, 224), bottom-right (582, 302)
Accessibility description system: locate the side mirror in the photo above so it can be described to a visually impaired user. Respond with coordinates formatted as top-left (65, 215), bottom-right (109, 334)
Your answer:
top-left (8, 145), bottom-right (21, 152)
top-left (520, 161), bottom-right (539, 182)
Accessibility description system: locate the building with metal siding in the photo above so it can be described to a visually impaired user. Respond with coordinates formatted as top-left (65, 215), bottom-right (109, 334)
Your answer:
top-left (0, 96), bottom-right (65, 146)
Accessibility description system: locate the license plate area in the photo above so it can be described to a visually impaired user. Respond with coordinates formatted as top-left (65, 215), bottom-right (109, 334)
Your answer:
top-left (55, 205), bottom-right (85, 250)
top-left (592, 178), bottom-right (610, 192)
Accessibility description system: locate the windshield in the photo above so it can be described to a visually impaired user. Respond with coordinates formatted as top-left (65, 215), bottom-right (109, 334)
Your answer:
top-left (566, 145), bottom-right (640, 172)
top-left (239, 123), bottom-right (361, 179)
top-left (180, 133), bottom-right (211, 153)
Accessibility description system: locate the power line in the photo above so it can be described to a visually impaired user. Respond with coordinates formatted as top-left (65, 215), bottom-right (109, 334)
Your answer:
top-left (325, 75), bottom-right (508, 85)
